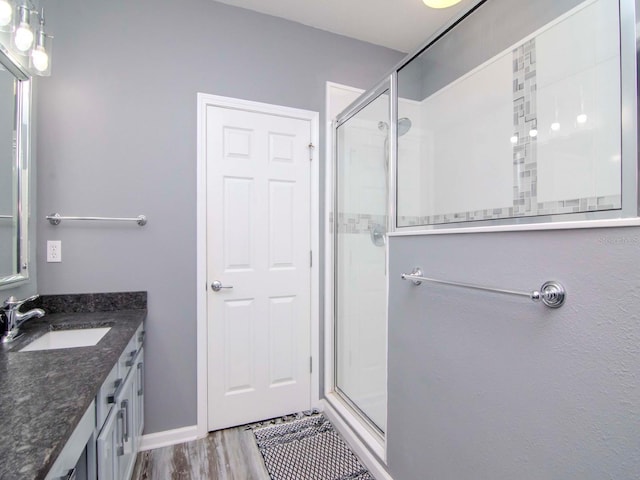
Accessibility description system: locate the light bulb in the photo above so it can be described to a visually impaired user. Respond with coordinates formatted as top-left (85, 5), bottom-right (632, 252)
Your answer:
top-left (510, 135), bottom-right (518, 144)
top-left (576, 113), bottom-right (588, 124)
top-left (14, 22), bottom-right (34, 51)
top-left (31, 45), bottom-right (48, 71)
top-left (422, 0), bottom-right (463, 8)
top-left (551, 122), bottom-right (560, 131)
top-left (529, 129), bottom-right (538, 138)
top-left (0, 0), bottom-right (12, 27)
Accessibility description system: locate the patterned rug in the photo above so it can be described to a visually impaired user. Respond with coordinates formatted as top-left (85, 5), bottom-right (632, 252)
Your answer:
top-left (250, 412), bottom-right (374, 480)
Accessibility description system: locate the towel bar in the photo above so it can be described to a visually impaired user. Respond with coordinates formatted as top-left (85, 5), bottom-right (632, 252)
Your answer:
top-left (46, 213), bottom-right (147, 226)
top-left (401, 267), bottom-right (565, 308)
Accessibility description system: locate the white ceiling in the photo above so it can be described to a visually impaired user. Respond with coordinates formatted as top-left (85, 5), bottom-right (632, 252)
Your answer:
top-left (213, 0), bottom-right (476, 53)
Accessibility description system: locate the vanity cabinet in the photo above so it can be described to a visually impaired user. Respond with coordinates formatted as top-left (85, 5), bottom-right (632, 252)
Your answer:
top-left (97, 323), bottom-right (144, 480)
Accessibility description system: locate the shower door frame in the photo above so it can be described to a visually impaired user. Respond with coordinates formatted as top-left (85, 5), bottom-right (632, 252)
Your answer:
top-left (324, 75), bottom-right (397, 462)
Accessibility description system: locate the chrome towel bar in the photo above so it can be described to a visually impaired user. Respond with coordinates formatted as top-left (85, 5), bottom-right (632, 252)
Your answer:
top-left (46, 213), bottom-right (147, 226)
top-left (401, 267), bottom-right (565, 308)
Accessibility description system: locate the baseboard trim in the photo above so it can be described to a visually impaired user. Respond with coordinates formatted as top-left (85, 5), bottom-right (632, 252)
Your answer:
top-left (139, 425), bottom-right (203, 451)
top-left (321, 400), bottom-right (394, 480)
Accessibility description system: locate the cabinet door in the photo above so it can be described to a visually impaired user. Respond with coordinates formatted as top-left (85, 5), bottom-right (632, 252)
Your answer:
top-left (96, 363), bottom-right (118, 430)
top-left (118, 369), bottom-right (137, 480)
top-left (96, 408), bottom-right (119, 480)
top-left (134, 348), bottom-right (144, 442)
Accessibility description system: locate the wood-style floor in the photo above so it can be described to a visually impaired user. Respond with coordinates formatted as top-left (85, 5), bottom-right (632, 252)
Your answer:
top-left (132, 426), bottom-right (271, 480)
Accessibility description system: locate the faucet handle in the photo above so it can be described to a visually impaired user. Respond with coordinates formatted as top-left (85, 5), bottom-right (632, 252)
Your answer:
top-left (3, 294), bottom-right (39, 310)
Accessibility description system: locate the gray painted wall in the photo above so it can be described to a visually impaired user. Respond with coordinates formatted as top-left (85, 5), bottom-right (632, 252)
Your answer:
top-left (388, 227), bottom-right (640, 479)
top-left (36, 0), bottom-right (402, 434)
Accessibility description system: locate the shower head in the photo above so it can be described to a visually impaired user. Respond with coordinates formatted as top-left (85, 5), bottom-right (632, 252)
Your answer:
top-left (398, 117), bottom-right (412, 136)
top-left (377, 118), bottom-right (412, 136)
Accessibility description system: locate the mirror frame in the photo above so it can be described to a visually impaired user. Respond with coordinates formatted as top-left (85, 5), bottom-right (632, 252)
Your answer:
top-left (0, 44), bottom-right (31, 288)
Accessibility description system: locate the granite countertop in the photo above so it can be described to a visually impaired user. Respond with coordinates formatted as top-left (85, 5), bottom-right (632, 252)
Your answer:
top-left (0, 293), bottom-right (146, 480)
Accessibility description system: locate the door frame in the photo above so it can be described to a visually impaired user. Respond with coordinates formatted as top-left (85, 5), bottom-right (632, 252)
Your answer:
top-left (323, 82), bottom-right (364, 398)
top-left (196, 93), bottom-right (320, 437)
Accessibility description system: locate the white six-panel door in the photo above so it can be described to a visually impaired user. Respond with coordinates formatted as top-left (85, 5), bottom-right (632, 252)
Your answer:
top-left (206, 105), bottom-right (312, 431)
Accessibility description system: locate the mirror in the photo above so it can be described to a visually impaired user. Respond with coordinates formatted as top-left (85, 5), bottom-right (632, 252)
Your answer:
top-left (0, 45), bottom-right (30, 287)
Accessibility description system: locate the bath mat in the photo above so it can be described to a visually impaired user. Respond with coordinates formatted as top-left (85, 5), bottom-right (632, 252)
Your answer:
top-left (250, 412), bottom-right (374, 480)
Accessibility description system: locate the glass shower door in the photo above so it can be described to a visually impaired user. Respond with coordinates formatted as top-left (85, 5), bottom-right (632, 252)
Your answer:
top-left (335, 89), bottom-right (389, 433)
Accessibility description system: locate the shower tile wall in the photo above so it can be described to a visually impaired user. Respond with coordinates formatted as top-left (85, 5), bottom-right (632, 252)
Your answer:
top-left (333, 213), bottom-right (387, 235)
top-left (396, 0), bottom-right (621, 227)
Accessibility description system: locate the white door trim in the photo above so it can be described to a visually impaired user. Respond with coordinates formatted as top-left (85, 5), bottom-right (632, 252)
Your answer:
top-left (196, 93), bottom-right (320, 438)
top-left (323, 82), bottom-right (364, 402)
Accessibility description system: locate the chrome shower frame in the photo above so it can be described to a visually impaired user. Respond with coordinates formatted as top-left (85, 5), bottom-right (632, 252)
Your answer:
top-left (331, 78), bottom-right (392, 447)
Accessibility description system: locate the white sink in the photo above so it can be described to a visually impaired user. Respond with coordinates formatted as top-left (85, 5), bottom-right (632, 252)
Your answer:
top-left (20, 327), bottom-right (111, 352)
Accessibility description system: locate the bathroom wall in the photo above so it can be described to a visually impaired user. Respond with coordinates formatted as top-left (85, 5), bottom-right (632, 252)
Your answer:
top-left (36, 0), bottom-right (403, 435)
top-left (387, 226), bottom-right (640, 479)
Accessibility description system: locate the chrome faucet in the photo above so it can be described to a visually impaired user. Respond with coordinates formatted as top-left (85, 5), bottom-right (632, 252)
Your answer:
top-left (1, 294), bottom-right (45, 343)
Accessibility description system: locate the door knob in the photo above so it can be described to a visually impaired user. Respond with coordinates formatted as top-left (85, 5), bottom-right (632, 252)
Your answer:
top-left (211, 280), bottom-right (233, 292)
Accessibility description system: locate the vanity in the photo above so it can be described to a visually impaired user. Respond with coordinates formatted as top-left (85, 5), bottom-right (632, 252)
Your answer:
top-left (0, 292), bottom-right (146, 480)
top-left (0, 8), bottom-right (146, 480)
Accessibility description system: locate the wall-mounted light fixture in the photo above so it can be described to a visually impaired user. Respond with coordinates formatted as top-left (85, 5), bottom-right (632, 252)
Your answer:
top-left (0, 0), bottom-right (52, 76)
top-left (422, 0), bottom-right (463, 8)
top-left (0, 0), bottom-right (13, 28)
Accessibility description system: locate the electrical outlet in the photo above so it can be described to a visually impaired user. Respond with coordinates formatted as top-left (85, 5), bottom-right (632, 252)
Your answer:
top-left (47, 240), bottom-right (61, 263)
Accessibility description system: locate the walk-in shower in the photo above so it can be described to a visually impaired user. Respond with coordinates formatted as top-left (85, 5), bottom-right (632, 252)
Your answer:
top-left (327, 0), bottom-right (636, 474)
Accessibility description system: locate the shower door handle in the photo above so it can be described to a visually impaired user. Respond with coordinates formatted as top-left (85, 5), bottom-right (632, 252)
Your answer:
top-left (211, 280), bottom-right (233, 292)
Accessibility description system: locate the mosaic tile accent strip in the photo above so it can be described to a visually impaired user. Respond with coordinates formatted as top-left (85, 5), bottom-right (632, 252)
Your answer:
top-left (332, 212), bottom-right (387, 234)
top-left (537, 194), bottom-right (621, 216)
top-left (512, 38), bottom-right (538, 216)
top-left (398, 193), bottom-right (622, 226)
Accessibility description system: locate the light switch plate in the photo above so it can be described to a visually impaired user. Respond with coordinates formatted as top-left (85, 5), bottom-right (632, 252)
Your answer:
top-left (47, 240), bottom-right (61, 262)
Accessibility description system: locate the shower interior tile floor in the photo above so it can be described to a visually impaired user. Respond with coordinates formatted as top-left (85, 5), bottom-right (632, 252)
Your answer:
top-left (132, 426), bottom-right (271, 480)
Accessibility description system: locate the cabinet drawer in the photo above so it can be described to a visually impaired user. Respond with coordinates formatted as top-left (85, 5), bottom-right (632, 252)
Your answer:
top-left (118, 324), bottom-right (145, 380)
top-left (96, 363), bottom-right (119, 430)
top-left (118, 335), bottom-right (138, 379)
top-left (135, 323), bottom-right (145, 350)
